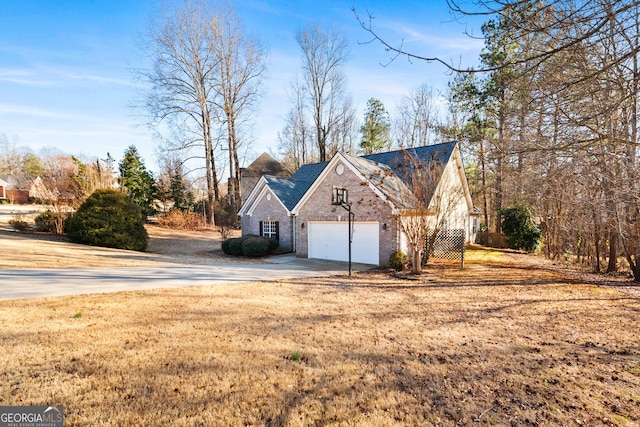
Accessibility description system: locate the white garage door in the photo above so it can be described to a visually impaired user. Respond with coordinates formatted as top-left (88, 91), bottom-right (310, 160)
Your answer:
top-left (308, 221), bottom-right (379, 265)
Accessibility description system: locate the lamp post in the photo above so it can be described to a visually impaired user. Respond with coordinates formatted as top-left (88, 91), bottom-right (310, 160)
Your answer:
top-left (331, 186), bottom-right (354, 276)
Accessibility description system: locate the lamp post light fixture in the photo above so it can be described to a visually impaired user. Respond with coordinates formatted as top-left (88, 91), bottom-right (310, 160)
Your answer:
top-left (331, 186), bottom-right (355, 276)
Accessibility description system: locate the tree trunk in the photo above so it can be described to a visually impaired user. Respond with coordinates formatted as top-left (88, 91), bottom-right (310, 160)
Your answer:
top-left (203, 109), bottom-right (217, 226)
top-left (411, 249), bottom-right (423, 274)
top-left (606, 230), bottom-right (618, 273)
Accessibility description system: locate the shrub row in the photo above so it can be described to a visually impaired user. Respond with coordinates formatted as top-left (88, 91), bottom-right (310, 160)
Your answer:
top-left (222, 234), bottom-right (279, 258)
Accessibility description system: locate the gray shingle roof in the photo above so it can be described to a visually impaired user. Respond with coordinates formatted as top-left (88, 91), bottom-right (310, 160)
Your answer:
top-left (363, 141), bottom-right (457, 177)
top-left (347, 141), bottom-right (457, 209)
top-left (0, 175), bottom-right (37, 190)
top-left (263, 161), bottom-right (327, 210)
top-left (252, 141), bottom-right (458, 212)
top-left (340, 152), bottom-right (416, 209)
top-left (241, 152), bottom-right (291, 178)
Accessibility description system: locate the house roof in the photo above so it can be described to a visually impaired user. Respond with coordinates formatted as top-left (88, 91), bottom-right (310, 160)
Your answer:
top-left (263, 161), bottom-right (327, 210)
top-left (339, 152), bottom-right (416, 209)
top-left (341, 141), bottom-right (458, 209)
top-left (239, 141), bottom-right (461, 215)
top-left (241, 152), bottom-right (291, 178)
top-left (0, 175), bottom-right (37, 190)
top-left (363, 141), bottom-right (456, 178)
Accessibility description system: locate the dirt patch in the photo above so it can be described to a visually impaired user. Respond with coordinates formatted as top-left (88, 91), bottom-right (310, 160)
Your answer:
top-left (0, 246), bottom-right (638, 426)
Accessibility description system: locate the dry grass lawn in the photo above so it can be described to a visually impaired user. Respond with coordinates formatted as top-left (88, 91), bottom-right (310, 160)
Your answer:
top-left (0, 229), bottom-right (639, 426)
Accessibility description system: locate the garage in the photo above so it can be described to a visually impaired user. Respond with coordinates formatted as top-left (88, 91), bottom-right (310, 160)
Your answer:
top-left (307, 221), bottom-right (379, 265)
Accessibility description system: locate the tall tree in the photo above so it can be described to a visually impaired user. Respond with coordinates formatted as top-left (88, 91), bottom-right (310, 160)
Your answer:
top-left (359, 98), bottom-right (390, 155)
top-left (296, 23), bottom-right (350, 162)
top-left (118, 146), bottom-right (157, 219)
top-left (208, 3), bottom-right (266, 214)
top-left (394, 83), bottom-right (438, 148)
top-left (279, 78), bottom-right (313, 169)
top-left (138, 0), bottom-right (221, 225)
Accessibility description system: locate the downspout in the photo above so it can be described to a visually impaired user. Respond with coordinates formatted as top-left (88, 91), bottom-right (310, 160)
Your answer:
top-left (292, 215), bottom-right (297, 253)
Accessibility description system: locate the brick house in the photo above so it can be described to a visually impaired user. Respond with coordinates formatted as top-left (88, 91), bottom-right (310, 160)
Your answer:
top-left (238, 141), bottom-right (478, 266)
top-left (0, 175), bottom-right (53, 204)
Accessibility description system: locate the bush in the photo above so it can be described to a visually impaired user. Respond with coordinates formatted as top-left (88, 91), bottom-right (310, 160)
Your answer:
top-left (221, 238), bottom-right (232, 255)
top-left (34, 210), bottom-right (69, 234)
top-left (223, 234), bottom-right (278, 257)
top-left (242, 236), bottom-right (271, 257)
top-left (228, 238), bottom-right (245, 256)
top-left (156, 208), bottom-right (204, 230)
top-left (267, 238), bottom-right (279, 252)
top-left (499, 204), bottom-right (542, 253)
top-left (9, 215), bottom-right (30, 233)
top-left (389, 250), bottom-right (409, 271)
top-left (67, 189), bottom-right (149, 251)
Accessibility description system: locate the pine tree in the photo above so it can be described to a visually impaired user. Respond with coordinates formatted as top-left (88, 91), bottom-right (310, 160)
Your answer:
top-left (118, 146), bottom-right (157, 219)
top-left (359, 98), bottom-right (390, 155)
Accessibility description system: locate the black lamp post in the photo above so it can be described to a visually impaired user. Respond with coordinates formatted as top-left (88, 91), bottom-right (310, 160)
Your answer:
top-left (331, 186), bottom-right (354, 276)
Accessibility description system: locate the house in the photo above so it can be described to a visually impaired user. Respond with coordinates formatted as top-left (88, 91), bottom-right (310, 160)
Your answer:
top-left (0, 177), bottom-right (9, 201)
top-left (238, 141), bottom-right (479, 266)
top-left (0, 175), bottom-right (53, 204)
top-left (239, 152), bottom-right (292, 204)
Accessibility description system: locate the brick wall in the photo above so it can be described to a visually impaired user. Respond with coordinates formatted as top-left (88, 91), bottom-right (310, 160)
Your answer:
top-left (241, 190), bottom-right (294, 252)
top-left (295, 160), bottom-right (398, 266)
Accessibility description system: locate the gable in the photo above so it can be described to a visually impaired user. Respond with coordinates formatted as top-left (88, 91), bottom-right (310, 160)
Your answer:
top-left (239, 162), bottom-right (327, 216)
top-left (241, 153), bottom-right (290, 178)
top-left (248, 185), bottom-right (290, 217)
top-left (291, 153), bottom-right (398, 215)
top-left (0, 175), bottom-right (35, 191)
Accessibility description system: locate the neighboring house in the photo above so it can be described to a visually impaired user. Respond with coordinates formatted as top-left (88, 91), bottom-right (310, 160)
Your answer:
top-left (0, 177), bottom-right (9, 201)
top-left (0, 175), bottom-right (53, 204)
top-left (238, 141), bottom-right (479, 266)
top-left (239, 152), bottom-right (292, 204)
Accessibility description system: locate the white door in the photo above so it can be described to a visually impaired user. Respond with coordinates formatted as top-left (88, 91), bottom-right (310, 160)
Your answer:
top-left (308, 221), bottom-right (379, 265)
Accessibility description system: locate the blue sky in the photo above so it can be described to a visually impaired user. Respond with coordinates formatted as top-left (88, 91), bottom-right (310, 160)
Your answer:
top-left (0, 0), bottom-right (485, 172)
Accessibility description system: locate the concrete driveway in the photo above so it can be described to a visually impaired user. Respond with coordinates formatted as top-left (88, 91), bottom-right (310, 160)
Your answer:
top-left (0, 255), bottom-right (374, 300)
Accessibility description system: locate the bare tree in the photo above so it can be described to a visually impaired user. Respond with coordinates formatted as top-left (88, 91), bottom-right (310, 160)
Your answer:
top-left (279, 78), bottom-right (314, 169)
top-left (396, 150), bottom-right (467, 274)
top-left (208, 3), bottom-right (266, 214)
top-left (296, 23), bottom-right (350, 162)
top-left (394, 83), bottom-right (439, 148)
top-left (354, 0), bottom-right (640, 78)
top-left (330, 96), bottom-right (359, 155)
top-left (0, 134), bottom-right (24, 175)
top-left (137, 0), bottom-right (222, 225)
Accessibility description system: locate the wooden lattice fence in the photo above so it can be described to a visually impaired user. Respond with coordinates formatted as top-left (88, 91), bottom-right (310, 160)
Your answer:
top-left (425, 229), bottom-right (466, 268)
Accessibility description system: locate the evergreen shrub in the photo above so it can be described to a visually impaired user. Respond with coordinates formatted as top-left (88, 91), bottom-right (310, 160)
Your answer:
top-left (228, 238), bottom-right (245, 256)
top-left (67, 189), bottom-right (148, 251)
top-left (499, 204), bottom-right (542, 253)
top-left (389, 250), bottom-right (409, 271)
top-left (242, 236), bottom-right (271, 257)
top-left (221, 238), bottom-right (232, 255)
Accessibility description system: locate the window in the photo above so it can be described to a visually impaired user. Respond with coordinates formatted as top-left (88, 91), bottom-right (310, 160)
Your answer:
top-left (261, 220), bottom-right (279, 240)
